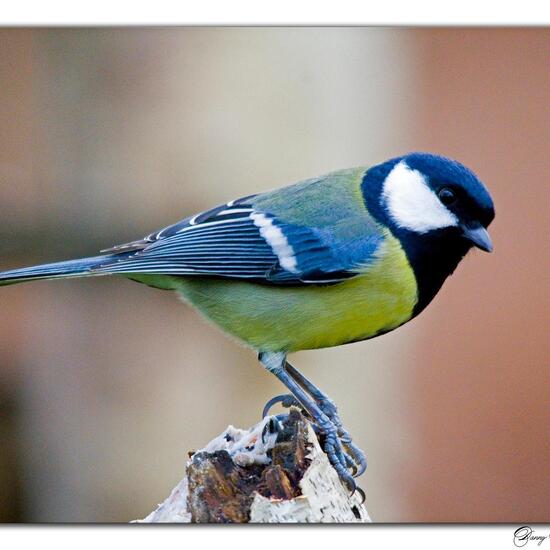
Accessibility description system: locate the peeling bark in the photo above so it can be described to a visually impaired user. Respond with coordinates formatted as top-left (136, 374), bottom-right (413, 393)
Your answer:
top-left (135, 409), bottom-right (370, 524)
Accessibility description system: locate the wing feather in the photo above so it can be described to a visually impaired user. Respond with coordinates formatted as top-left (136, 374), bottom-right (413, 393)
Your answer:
top-left (93, 173), bottom-right (383, 284)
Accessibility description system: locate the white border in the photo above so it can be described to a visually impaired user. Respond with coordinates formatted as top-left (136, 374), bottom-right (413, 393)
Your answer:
top-left (0, 524), bottom-right (538, 549)
top-left (0, 0), bottom-right (548, 25)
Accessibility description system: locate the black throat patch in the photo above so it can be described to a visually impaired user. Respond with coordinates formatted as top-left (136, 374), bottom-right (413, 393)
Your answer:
top-left (360, 166), bottom-right (472, 317)
top-left (395, 228), bottom-right (472, 316)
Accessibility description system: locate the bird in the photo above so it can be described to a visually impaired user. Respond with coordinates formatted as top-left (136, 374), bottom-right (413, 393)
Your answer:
top-left (0, 152), bottom-right (495, 491)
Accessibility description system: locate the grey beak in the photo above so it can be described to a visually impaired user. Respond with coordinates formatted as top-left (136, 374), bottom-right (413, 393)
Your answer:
top-left (461, 225), bottom-right (493, 252)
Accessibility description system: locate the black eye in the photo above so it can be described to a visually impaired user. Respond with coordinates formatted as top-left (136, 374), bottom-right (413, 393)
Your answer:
top-left (438, 187), bottom-right (457, 206)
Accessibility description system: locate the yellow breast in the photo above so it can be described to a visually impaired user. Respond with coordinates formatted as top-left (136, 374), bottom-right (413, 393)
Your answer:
top-left (171, 230), bottom-right (418, 353)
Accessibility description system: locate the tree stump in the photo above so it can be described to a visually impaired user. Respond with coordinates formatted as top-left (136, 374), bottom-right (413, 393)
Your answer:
top-left (135, 409), bottom-right (370, 523)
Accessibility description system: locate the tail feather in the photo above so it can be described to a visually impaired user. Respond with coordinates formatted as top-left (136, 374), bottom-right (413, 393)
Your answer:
top-left (0, 254), bottom-right (124, 286)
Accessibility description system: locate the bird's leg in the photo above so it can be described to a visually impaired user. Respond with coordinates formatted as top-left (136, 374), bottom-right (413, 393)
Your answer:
top-left (283, 362), bottom-right (367, 478)
top-left (260, 359), bottom-right (366, 478)
top-left (258, 351), bottom-right (357, 491)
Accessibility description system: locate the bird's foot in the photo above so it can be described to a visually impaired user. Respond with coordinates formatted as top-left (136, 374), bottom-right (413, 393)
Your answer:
top-left (262, 393), bottom-right (301, 419)
top-left (262, 392), bottom-right (366, 492)
top-left (315, 397), bottom-right (367, 479)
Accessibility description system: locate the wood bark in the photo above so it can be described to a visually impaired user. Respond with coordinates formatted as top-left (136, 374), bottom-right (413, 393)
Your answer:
top-left (135, 409), bottom-right (371, 523)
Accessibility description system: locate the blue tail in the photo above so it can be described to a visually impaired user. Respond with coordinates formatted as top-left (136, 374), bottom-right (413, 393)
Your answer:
top-left (0, 254), bottom-right (123, 286)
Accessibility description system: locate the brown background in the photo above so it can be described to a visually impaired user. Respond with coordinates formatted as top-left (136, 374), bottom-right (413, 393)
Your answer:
top-left (0, 28), bottom-right (548, 522)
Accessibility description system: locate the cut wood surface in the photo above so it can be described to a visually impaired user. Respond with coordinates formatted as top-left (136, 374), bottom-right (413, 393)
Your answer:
top-left (135, 409), bottom-right (371, 523)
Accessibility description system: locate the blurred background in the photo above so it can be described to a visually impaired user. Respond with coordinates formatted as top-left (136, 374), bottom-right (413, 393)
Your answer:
top-left (0, 27), bottom-right (548, 522)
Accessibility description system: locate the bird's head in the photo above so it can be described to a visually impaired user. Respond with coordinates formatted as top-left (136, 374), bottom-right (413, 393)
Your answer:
top-left (364, 152), bottom-right (495, 252)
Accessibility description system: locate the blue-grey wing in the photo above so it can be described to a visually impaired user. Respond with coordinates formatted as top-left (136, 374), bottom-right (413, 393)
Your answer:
top-left (94, 169), bottom-right (384, 284)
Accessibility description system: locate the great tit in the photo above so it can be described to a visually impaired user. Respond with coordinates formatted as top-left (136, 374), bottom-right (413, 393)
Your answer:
top-left (0, 152), bottom-right (495, 490)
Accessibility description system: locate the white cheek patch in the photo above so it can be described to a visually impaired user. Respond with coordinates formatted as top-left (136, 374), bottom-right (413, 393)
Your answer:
top-left (250, 212), bottom-right (298, 273)
top-left (382, 161), bottom-right (458, 233)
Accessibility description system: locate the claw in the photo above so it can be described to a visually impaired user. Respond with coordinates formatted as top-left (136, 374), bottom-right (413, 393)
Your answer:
top-left (338, 430), bottom-right (367, 477)
top-left (346, 456), bottom-right (358, 476)
top-left (339, 469), bottom-right (357, 494)
top-left (346, 441), bottom-right (368, 478)
top-left (262, 393), bottom-right (301, 418)
top-left (355, 486), bottom-right (366, 505)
